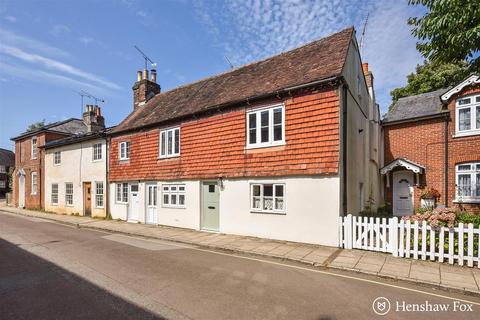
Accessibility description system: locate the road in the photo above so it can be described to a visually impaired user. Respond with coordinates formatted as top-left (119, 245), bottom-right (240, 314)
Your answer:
top-left (1, 211), bottom-right (479, 320)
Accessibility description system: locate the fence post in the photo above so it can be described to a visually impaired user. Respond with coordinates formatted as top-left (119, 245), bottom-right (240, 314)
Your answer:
top-left (345, 214), bottom-right (353, 249)
top-left (458, 223), bottom-right (464, 266)
top-left (389, 217), bottom-right (398, 257)
top-left (338, 216), bottom-right (344, 248)
top-left (467, 223), bottom-right (473, 268)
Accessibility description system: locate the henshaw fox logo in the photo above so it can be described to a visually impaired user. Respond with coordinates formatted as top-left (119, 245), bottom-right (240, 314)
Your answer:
top-left (372, 297), bottom-right (474, 316)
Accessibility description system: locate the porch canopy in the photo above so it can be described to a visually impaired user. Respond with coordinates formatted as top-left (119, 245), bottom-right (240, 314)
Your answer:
top-left (380, 158), bottom-right (425, 187)
top-left (380, 158), bottom-right (425, 175)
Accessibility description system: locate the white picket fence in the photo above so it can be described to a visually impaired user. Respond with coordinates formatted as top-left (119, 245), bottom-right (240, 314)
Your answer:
top-left (339, 214), bottom-right (480, 268)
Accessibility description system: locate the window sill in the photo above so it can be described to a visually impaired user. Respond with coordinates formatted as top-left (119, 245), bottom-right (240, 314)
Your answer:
top-left (453, 199), bottom-right (480, 204)
top-left (92, 159), bottom-right (103, 163)
top-left (116, 201), bottom-right (128, 205)
top-left (452, 131), bottom-right (480, 138)
top-left (157, 155), bottom-right (181, 160)
top-left (161, 205), bottom-right (186, 209)
top-left (245, 143), bottom-right (286, 153)
top-left (250, 210), bottom-right (286, 215)
top-left (118, 159), bottom-right (130, 164)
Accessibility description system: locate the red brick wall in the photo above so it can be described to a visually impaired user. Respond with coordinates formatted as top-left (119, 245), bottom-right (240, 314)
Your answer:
top-left (13, 131), bottom-right (70, 209)
top-left (110, 88), bottom-right (340, 181)
top-left (384, 84), bottom-right (480, 214)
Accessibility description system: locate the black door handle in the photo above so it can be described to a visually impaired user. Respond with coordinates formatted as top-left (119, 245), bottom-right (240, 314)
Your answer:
top-left (208, 206), bottom-right (215, 209)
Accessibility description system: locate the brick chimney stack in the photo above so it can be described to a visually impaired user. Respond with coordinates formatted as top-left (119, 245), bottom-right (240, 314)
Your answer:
top-left (132, 68), bottom-right (160, 110)
top-left (362, 62), bottom-right (374, 94)
top-left (83, 105), bottom-right (105, 133)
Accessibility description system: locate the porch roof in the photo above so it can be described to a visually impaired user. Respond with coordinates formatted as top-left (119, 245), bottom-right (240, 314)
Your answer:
top-left (380, 158), bottom-right (425, 175)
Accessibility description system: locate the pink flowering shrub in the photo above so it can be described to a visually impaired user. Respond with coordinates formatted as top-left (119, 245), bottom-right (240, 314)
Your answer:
top-left (401, 208), bottom-right (457, 228)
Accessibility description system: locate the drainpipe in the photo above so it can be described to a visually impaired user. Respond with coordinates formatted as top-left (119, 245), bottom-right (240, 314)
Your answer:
top-left (341, 82), bottom-right (348, 216)
top-left (105, 135), bottom-right (110, 219)
top-left (444, 114), bottom-right (449, 207)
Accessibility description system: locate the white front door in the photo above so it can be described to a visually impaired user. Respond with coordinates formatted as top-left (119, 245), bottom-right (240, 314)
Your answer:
top-left (18, 174), bottom-right (25, 208)
top-left (128, 184), bottom-right (140, 221)
top-left (145, 184), bottom-right (158, 224)
top-left (393, 171), bottom-right (414, 216)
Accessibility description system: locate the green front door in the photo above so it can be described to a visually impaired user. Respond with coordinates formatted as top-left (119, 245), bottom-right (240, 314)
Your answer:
top-left (201, 182), bottom-right (219, 231)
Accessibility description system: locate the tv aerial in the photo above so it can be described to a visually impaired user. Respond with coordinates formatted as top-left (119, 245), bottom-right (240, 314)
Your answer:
top-left (72, 89), bottom-right (105, 115)
top-left (134, 45), bottom-right (156, 70)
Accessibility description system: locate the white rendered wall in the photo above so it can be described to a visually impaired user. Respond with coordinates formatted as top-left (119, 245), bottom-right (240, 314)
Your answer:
top-left (44, 139), bottom-right (107, 217)
top-left (219, 176), bottom-right (340, 246)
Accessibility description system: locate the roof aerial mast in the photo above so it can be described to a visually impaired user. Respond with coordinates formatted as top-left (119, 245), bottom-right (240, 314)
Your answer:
top-left (359, 13), bottom-right (369, 58)
top-left (72, 89), bottom-right (105, 116)
top-left (134, 45), bottom-right (156, 70)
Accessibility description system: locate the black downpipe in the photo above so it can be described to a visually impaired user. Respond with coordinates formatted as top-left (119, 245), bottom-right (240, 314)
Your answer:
top-left (444, 115), bottom-right (449, 207)
top-left (342, 83), bottom-right (348, 216)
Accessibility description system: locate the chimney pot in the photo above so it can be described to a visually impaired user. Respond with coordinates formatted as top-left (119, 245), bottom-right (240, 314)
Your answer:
top-left (362, 63), bottom-right (369, 74)
top-left (151, 69), bottom-right (157, 83)
top-left (137, 71), bottom-right (142, 82)
top-left (143, 69), bottom-right (149, 80)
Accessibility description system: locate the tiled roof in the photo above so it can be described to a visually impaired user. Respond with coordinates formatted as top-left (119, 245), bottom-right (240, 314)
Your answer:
top-left (43, 126), bottom-right (115, 149)
top-left (11, 118), bottom-right (87, 141)
top-left (112, 27), bottom-right (353, 134)
top-left (0, 148), bottom-right (14, 166)
top-left (383, 88), bottom-right (449, 123)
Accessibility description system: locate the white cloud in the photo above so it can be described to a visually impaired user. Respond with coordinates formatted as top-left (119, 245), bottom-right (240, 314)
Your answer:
top-left (51, 24), bottom-right (71, 36)
top-left (193, 0), bottom-right (423, 114)
top-left (137, 10), bottom-right (147, 17)
top-left (0, 28), bottom-right (69, 58)
top-left (0, 44), bottom-right (121, 90)
top-left (0, 61), bottom-right (110, 95)
top-left (79, 36), bottom-right (94, 44)
top-left (5, 15), bottom-right (16, 23)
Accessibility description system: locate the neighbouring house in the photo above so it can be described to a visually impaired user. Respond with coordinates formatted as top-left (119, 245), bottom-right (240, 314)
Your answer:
top-left (382, 74), bottom-right (480, 215)
top-left (0, 148), bottom-right (15, 199)
top-left (11, 119), bottom-right (88, 209)
top-left (108, 27), bottom-right (381, 246)
top-left (43, 105), bottom-right (108, 217)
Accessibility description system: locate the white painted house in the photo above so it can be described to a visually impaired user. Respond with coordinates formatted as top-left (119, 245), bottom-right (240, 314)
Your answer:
top-left (43, 105), bottom-right (108, 218)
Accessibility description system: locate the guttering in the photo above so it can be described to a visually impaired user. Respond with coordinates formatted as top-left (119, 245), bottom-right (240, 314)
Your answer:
top-left (109, 75), bottom-right (344, 137)
top-left (381, 111), bottom-right (449, 127)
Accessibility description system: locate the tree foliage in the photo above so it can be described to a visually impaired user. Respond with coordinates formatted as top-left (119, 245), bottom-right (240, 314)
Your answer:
top-left (26, 120), bottom-right (46, 132)
top-left (408, 0), bottom-right (480, 68)
top-left (389, 60), bottom-right (470, 110)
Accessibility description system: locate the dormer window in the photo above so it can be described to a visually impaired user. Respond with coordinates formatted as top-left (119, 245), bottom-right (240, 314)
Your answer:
top-left (455, 94), bottom-right (480, 137)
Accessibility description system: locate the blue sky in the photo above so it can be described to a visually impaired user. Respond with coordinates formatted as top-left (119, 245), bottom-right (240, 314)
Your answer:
top-left (0, 0), bottom-right (424, 151)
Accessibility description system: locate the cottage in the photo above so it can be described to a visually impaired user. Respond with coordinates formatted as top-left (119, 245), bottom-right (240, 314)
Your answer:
top-left (11, 118), bottom-right (88, 209)
top-left (43, 105), bottom-right (108, 217)
top-left (0, 148), bottom-right (15, 199)
top-left (108, 27), bottom-right (381, 246)
top-left (382, 75), bottom-right (480, 215)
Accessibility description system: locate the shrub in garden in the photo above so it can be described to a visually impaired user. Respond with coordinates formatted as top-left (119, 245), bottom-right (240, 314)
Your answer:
top-left (402, 207), bottom-right (457, 228)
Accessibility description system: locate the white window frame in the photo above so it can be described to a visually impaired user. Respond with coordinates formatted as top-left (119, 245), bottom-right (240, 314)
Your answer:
top-left (65, 182), bottom-right (73, 206)
top-left (31, 172), bottom-right (37, 195)
top-left (159, 127), bottom-right (180, 158)
top-left (246, 104), bottom-right (285, 149)
top-left (0, 165), bottom-right (5, 173)
top-left (95, 181), bottom-right (104, 208)
top-left (116, 182), bottom-right (128, 203)
top-left (250, 183), bottom-right (286, 214)
top-left (92, 143), bottom-right (102, 161)
top-left (119, 141), bottom-right (130, 160)
top-left (51, 183), bottom-right (58, 205)
top-left (53, 151), bottom-right (61, 165)
top-left (31, 136), bottom-right (37, 159)
top-left (455, 162), bottom-right (480, 203)
top-left (455, 94), bottom-right (480, 137)
top-left (161, 184), bottom-right (186, 208)
top-left (0, 181), bottom-right (6, 188)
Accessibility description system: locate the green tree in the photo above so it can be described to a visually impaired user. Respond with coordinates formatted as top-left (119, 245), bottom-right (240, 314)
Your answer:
top-left (408, 0), bottom-right (480, 68)
top-left (389, 60), bottom-right (470, 110)
top-left (26, 119), bottom-right (46, 132)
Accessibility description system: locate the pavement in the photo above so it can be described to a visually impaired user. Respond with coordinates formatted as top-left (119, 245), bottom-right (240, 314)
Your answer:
top-left (1, 205), bottom-right (480, 297)
top-left (2, 212), bottom-right (480, 320)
